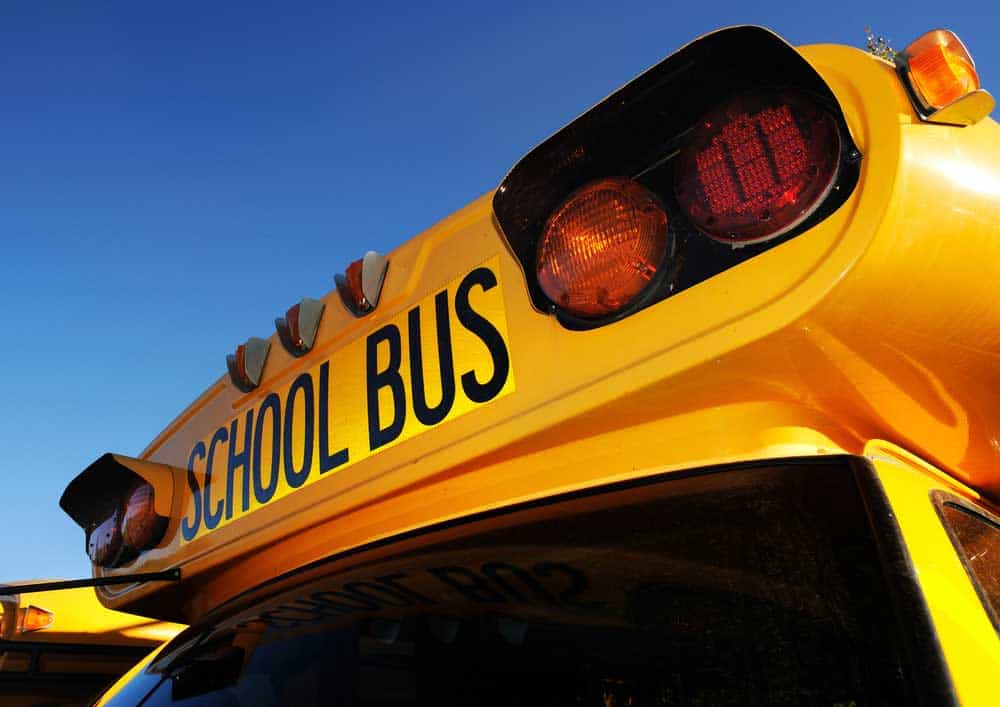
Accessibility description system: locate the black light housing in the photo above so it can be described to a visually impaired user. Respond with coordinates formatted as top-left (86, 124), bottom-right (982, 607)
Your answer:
top-left (492, 26), bottom-right (861, 330)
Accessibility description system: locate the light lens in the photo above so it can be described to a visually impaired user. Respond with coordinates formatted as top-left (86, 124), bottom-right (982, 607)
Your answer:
top-left (675, 89), bottom-right (840, 244)
top-left (335, 252), bottom-right (388, 317)
top-left (905, 29), bottom-right (980, 110)
top-left (226, 337), bottom-right (270, 392)
top-left (226, 344), bottom-right (251, 390)
top-left (536, 178), bottom-right (669, 318)
top-left (276, 298), bottom-right (324, 356)
top-left (121, 483), bottom-right (166, 551)
top-left (87, 512), bottom-right (122, 568)
top-left (286, 303), bottom-right (303, 348)
top-left (19, 605), bottom-right (54, 633)
top-left (335, 259), bottom-right (368, 316)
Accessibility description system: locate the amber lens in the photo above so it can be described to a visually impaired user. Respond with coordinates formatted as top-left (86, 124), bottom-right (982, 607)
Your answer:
top-left (906, 30), bottom-right (980, 110)
top-left (536, 178), bottom-right (669, 318)
top-left (19, 606), bottom-right (54, 633)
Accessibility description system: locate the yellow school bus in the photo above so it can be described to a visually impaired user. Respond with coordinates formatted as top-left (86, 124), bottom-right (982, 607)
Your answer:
top-left (0, 584), bottom-right (181, 706)
top-left (58, 25), bottom-right (999, 705)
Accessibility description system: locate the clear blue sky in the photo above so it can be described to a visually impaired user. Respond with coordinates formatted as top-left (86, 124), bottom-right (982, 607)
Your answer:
top-left (2, 0), bottom-right (997, 582)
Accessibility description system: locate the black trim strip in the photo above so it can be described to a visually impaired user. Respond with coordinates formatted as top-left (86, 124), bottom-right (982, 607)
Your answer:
top-left (852, 459), bottom-right (957, 706)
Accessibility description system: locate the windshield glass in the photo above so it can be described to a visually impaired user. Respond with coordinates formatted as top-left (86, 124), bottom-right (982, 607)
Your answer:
top-left (122, 460), bottom-right (926, 706)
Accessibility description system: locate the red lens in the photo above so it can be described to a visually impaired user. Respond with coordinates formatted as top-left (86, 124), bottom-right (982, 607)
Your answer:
top-left (87, 512), bottom-right (122, 568)
top-left (233, 344), bottom-right (250, 387)
top-left (121, 483), bottom-right (166, 551)
top-left (285, 303), bottom-right (303, 349)
top-left (536, 178), bottom-right (669, 318)
top-left (675, 89), bottom-right (840, 244)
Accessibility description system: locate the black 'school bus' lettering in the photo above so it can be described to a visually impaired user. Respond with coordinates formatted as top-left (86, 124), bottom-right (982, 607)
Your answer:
top-left (183, 264), bottom-right (510, 539)
top-left (203, 426), bottom-right (229, 530)
top-left (227, 410), bottom-right (253, 519)
top-left (283, 373), bottom-right (314, 489)
top-left (318, 362), bottom-right (349, 472)
top-left (408, 291), bottom-right (456, 426)
top-left (366, 323), bottom-right (406, 451)
top-left (182, 441), bottom-right (206, 541)
top-left (253, 393), bottom-right (282, 505)
top-left (455, 267), bottom-right (510, 403)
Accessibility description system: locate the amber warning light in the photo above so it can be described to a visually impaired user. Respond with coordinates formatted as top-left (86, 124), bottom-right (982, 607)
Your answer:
top-left (905, 30), bottom-right (979, 110)
top-left (897, 29), bottom-right (995, 125)
top-left (536, 177), bottom-right (670, 319)
top-left (18, 605), bottom-right (54, 633)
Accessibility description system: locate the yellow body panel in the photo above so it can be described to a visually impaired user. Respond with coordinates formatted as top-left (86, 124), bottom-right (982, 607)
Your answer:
top-left (865, 442), bottom-right (1000, 706)
top-left (0, 586), bottom-right (181, 647)
top-left (94, 40), bottom-right (1000, 624)
top-left (64, 27), bottom-right (1000, 703)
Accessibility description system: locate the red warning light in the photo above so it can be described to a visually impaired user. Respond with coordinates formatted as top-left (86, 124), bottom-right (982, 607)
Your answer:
top-left (675, 89), bottom-right (841, 244)
top-left (87, 511), bottom-right (123, 568)
top-left (121, 482), bottom-right (167, 552)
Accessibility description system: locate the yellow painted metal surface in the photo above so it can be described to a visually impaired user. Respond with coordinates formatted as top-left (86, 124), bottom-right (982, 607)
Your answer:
top-left (0, 585), bottom-right (182, 705)
top-left (865, 441), bottom-right (1000, 706)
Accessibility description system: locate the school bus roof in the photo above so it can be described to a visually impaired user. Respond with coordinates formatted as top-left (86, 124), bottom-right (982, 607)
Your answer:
top-left (0, 584), bottom-right (182, 646)
top-left (59, 26), bottom-right (1000, 624)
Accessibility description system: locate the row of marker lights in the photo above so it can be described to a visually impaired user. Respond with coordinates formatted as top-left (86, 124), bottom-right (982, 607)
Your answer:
top-left (226, 251), bottom-right (389, 393)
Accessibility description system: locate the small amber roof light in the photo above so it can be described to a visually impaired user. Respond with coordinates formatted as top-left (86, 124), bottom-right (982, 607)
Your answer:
top-left (19, 605), bottom-right (54, 633)
top-left (903, 29), bottom-right (980, 111)
top-left (336, 251), bottom-right (388, 317)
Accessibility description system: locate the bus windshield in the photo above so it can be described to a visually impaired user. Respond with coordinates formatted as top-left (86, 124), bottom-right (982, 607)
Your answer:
top-left (106, 458), bottom-right (933, 706)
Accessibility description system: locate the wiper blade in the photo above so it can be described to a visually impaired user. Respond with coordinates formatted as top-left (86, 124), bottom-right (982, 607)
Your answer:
top-left (0, 568), bottom-right (181, 594)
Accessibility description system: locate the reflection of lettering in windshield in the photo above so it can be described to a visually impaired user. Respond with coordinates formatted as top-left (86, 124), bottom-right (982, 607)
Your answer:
top-left (240, 560), bottom-right (595, 631)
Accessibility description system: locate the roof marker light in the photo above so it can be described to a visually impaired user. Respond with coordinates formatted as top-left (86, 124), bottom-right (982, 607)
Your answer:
top-left (18, 605), bottom-right (54, 633)
top-left (275, 298), bottom-right (325, 356)
top-left (336, 251), bottom-right (388, 317)
top-left (897, 29), bottom-right (995, 125)
top-left (226, 337), bottom-right (271, 392)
